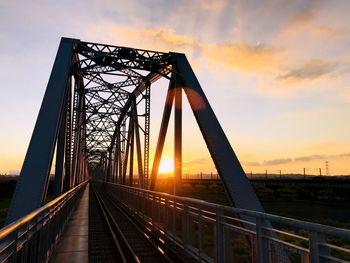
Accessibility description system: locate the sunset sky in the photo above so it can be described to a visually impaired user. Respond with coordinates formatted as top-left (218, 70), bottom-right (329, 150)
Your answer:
top-left (0, 0), bottom-right (349, 175)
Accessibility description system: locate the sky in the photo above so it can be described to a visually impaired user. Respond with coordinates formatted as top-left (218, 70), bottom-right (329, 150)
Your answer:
top-left (0, 0), bottom-right (349, 175)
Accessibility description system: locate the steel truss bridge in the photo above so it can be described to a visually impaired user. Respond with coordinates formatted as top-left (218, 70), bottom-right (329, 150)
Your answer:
top-left (0, 38), bottom-right (349, 263)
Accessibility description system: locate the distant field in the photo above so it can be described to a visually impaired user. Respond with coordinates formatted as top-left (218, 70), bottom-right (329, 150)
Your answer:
top-left (0, 198), bottom-right (11, 227)
top-left (0, 178), bottom-right (54, 228)
top-left (155, 179), bottom-right (350, 229)
top-left (1, 178), bottom-right (350, 229)
top-left (0, 179), bottom-right (16, 227)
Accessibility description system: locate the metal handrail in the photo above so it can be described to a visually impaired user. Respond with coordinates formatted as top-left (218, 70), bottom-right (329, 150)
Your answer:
top-left (104, 182), bottom-right (350, 263)
top-left (0, 181), bottom-right (87, 263)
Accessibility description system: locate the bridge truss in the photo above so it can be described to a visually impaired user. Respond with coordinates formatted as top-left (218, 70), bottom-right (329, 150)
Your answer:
top-left (6, 38), bottom-right (264, 224)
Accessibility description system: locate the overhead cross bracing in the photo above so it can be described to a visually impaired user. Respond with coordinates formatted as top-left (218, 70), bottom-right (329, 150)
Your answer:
top-left (73, 42), bottom-right (172, 174)
top-left (6, 38), bottom-right (264, 229)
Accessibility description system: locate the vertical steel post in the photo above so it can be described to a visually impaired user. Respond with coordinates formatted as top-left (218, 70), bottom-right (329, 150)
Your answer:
top-left (182, 204), bottom-right (190, 250)
top-left (114, 136), bottom-right (118, 183)
top-left (256, 218), bottom-right (270, 262)
top-left (72, 76), bottom-right (84, 187)
top-left (215, 211), bottom-right (225, 263)
top-left (143, 83), bottom-right (151, 188)
top-left (309, 231), bottom-right (328, 263)
top-left (174, 82), bottom-right (182, 195)
top-left (63, 82), bottom-right (72, 192)
top-left (122, 117), bottom-right (132, 184)
top-left (149, 76), bottom-right (175, 190)
top-left (119, 123), bottom-right (125, 184)
top-left (54, 86), bottom-right (68, 197)
top-left (116, 129), bottom-right (122, 184)
top-left (133, 100), bottom-right (144, 188)
top-left (129, 114), bottom-right (135, 186)
top-left (107, 150), bottom-right (112, 182)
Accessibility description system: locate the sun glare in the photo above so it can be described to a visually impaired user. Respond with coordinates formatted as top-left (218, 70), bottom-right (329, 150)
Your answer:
top-left (158, 157), bottom-right (174, 174)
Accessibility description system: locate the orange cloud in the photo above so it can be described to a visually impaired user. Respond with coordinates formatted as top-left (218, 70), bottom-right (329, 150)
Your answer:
top-left (88, 24), bottom-right (348, 94)
top-left (312, 25), bottom-right (345, 37)
top-left (202, 42), bottom-right (281, 74)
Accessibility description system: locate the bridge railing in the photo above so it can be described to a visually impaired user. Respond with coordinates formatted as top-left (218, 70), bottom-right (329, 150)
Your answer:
top-left (105, 182), bottom-right (350, 263)
top-left (0, 181), bottom-right (87, 263)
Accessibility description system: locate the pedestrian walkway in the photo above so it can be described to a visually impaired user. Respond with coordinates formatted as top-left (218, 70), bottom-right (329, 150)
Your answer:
top-left (50, 184), bottom-right (89, 262)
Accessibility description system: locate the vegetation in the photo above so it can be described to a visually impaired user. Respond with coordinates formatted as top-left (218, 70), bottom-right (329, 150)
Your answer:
top-left (0, 178), bottom-right (54, 228)
top-left (0, 179), bottom-right (16, 227)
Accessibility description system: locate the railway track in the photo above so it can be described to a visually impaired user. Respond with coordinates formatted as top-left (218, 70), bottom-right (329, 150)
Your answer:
top-left (89, 183), bottom-right (184, 263)
top-left (89, 185), bottom-right (125, 262)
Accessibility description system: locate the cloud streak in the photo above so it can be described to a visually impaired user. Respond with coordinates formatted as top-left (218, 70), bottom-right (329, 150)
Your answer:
top-left (278, 60), bottom-right (339, 81)
top-left (111, 26), bottom-right (282, 75)
top-left (245, 153), bottom-right (350, 167)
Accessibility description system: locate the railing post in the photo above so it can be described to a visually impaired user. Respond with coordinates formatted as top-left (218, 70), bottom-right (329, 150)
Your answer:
top-left (152, 193), bottom-right (157, 230)
top-left (309, 231), bottom-right (328, 263)
top-left (172, 197), bottom-right (176, 237)
top-left (251, 234), bottom-right (258, 263)
top-left (215, 211), bottom-right (225, 263)
top-left (164, 198), bottom-right (169, 237)
top-left (182, 204), bottom-right (190, 250)
top-left (256, 217), bottom-right (270, 263)
top-left (12, 228), bottom-right (19, 262)
top-left (197, 209), bottom-right (203, 261)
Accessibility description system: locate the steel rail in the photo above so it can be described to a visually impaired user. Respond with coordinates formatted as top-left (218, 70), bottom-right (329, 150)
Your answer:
top-left (91, 183), bottom-right (184, 263)
top-left (90, 184), bottom-right (137, 263)
top-left (102, 190), bottom-right (187, 262)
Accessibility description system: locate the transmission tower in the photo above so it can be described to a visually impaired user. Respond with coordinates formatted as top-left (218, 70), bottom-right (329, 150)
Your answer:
top-left (325, 160), bottom-right (330, 176)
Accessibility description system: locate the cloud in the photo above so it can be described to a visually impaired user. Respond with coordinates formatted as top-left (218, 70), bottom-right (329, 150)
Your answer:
top-left (203, 42), bottom-right (280, 74)
top-left (294, 155), bottom-right (325, 162)
top-left (295, 153), bottom-right (350, 162)
top-left (123, 27), bottom-right (281, 75)
top-left (105, 26), bottom-right (282, 75)
top-left (263, 158), bottom-right (293, 166)
top-left (280, 2), bottom-right (316, 35)
top-left (278, 60), bottom-right (338, 81)
top-left (183, 157), bottom-right (211, 166)
top-left (312, 25), bottom-right (345, 37)
top-left (245, 161), bottom-right (261, 167)
top-left (278, 1), bottom-right (337, 38)
top-left (126, 28), bottom-right (201, 52)
top-left (182, 157), bottom-right (216, 172)
top-left (245, 153), bottom-right (350, 167)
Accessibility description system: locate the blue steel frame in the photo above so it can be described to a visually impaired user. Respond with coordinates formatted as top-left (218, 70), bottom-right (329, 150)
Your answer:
top-left (6, 38), bottom-right (265, 228)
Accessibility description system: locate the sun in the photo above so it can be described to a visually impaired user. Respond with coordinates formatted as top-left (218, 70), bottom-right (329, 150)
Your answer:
top-left (158, 157), bottom-right (174, 174)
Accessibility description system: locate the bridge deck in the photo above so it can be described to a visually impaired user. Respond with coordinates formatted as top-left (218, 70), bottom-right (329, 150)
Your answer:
top-left (50, 184), bottom-right (89, 262)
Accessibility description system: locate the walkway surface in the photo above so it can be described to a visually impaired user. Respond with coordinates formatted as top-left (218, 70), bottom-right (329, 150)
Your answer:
top-left (50, 184), bottom-right (89, 262)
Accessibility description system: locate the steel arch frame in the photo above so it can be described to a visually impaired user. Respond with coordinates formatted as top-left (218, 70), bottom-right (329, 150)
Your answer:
top-left (6, 37), bottom-right (264, 225)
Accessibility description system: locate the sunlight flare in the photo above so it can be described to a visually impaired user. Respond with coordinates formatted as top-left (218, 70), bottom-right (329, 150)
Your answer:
top-left (158, 157), bottom-right (174, 174)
